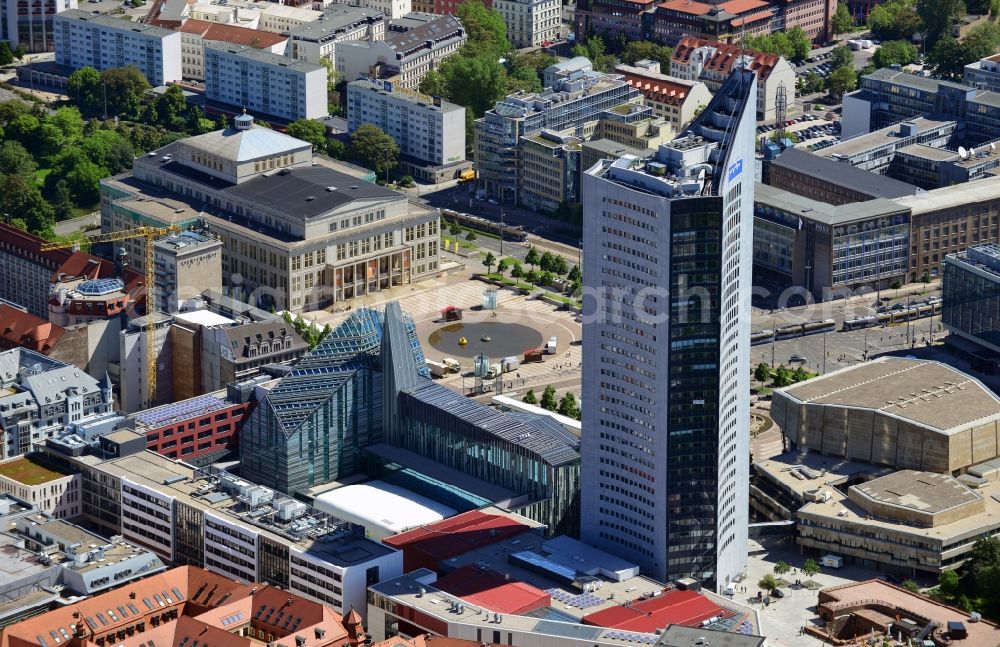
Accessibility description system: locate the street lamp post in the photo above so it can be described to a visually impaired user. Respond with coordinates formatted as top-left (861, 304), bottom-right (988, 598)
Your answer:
top-left (499, 210), bottom-right (505, 259)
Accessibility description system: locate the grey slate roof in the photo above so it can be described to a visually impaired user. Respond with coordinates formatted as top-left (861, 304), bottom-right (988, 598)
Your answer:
top-left (771, 147), bottom-right (923, 200)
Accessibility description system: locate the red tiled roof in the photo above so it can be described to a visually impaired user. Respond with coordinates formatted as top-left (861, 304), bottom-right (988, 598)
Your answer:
top-left (718, 0), bottom-right (769, 13)
top-left (672, 36), bottom-right (781, 81)
top-left (0, 222), bottom-right (72, 270)
top-left (0, 304), bottom-right (65, 353)
top-left (0, 567), bottom-right (354, 647)
top-left (657, 0), bottom-right (712, 14)
top-left (731, 9), bottom-right (773, 26)
top-left (383, 510), bottom-right (533, 572)
top-left (617, 67), bottom-right (696, 106)
top-left (178, 19), bottom-right (288, 48)
top-left (581, 589), bottom-right (723, 634)
top-left (435, 566), bottom-right (551, 615)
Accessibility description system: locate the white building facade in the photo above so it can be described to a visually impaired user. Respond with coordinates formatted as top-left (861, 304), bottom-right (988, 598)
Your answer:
top-left (494, 0), bottom-right (559, 48)
top-left (205, 42), bottom-right (327, 121)
top-left (53, 10), bottom-right (181, 86)
top-left (285, 6), bottom-right (385, 64)
top-left (346, 79), bottom-right (465, 166)
top-left (2, 0), bottom-right (77, 53)
top-left (580, 70), bottom-right (756, 590)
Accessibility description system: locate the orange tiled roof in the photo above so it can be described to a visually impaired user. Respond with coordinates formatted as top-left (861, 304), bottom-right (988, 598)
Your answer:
top-left (0, 567), bottom-right (355, 647)
top-left (178, 19), bottom-right (289, 48)
top-left (657, 0), bottom-right (712, 14)
top-left (718, 0), bottom-right (769, 13)
top-left (0, 304), bottom-right (65, 353)
top-left (731, 9), bottom-right (773, 25)
top-left (617, 68), bottom-right (696, 106)
top-left (672, 36), bottom-right (782, 81)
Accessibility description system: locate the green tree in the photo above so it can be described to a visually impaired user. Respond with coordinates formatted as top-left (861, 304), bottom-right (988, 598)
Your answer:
top-left (497, 258), bottom-right (509, 278)
top-left (540, 385), bottom-right (558, 411)
top-left (81, 130), bottom-right (135, 174)
top-left (963, 21), bottom-right (1000, 64)
top-left (101, 66), bottom-right (151, 115)
top-left (510, 264), bottom-right (523, 281)
top-left (525, 246), bottom-right (540, 271)
top-left (802, 559), bottom-right (820, 578)
top-left (0, 42), bottom-right (13, 66)
top-left (829, 65), bottom-right (858, 97)
top-left (67, 67), bottom-right (102, 115)
top-left (832, 2), bottom-right (854, 33)
top-left (439, 55), bottom-right (508, 116)
top-left (551, 255), bottom-right (569, 276)
top-left (6, 113), bottom-right (39, 147)
top-left (539, 271), bottom-right (554, 286)
top-left (918, 0), bottom-right (965, 47)
top-left (482, 251), bottom-right (496, 273)
top-left (0, 174), bottom-right (54, 235)
top-left (327, 138), bottom-right (347, 160)
top-left (419, 69), bottom-right (448, 97)
top-left (567, 264), bottom-right (582, 283)
top-left (38, 122), bottom-right (65, 159)
top-left (786, 27), bottom-right (812, 61)
top-left (621, 42), bottom-right (674, 73)
top-left (287, 119), bottom-right (329, 152)
top-left (449, 222), bottom-right (462, 236)
top-left (539, 251), bottom-right (555, 273)
top-left (773, 365), bottom-right (794, 387)
top-left (774, 561), bottom-right (791, 576)
top-left (557, 392), bottom-right (581, 419)
top-left (572, 36), bottom-right (616, 71)
top-left (51, 179), bottom-right (73, 221)
top-left (524, 269), bottom-right (538, 285)
top-left (505, 64), bottom-right (542, 94)
top-left (902, 579), bottom-right (922, 593)
top-left (754, 362), bottom-right (771, 382)
top-left (13, 44), bottom-right (24, 61)
top-left (793, 366), bottom-right (809, 382)
top-left (830, 45), bottom-right (854, 71)
top-left (758, 574), bottom-right (778, 592)
top-left (938, 569), bottom-right (961, 602)
top-left (50, 106), bottom-right (85, 142)
top-left (874, 39), bottom-right (919, 68)
top-left (0, 140), bottom-right (36, 176)
top-left (47, 149), bottom-right (107, 207)
top-left (465, 230), bottom-right (477, 241)
top-left (929, 34), bottom-right (966, 77)
top-left (514, 50), bottom-right (558, 77)
top-left (523, 389), bottom-right (538, 404)
top-left (350, 124), bottom-right (399, 180)
top-left (457, 0), bottom-right (509, 56)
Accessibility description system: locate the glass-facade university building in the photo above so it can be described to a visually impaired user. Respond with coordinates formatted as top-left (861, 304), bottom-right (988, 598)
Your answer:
top-left (240, 302), bottom-right (580, 535)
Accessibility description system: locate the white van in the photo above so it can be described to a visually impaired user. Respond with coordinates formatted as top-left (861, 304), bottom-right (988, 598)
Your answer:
top-left (820, 555), bottom-right (843, 568)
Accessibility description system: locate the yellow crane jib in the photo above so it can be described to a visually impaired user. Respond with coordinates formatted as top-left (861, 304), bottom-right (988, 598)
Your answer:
top-left (40, 225), bottom-right (181, 407)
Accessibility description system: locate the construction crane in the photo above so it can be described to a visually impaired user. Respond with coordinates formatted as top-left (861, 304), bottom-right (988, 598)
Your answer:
top-left (41, 225), bottom-right (180, 406)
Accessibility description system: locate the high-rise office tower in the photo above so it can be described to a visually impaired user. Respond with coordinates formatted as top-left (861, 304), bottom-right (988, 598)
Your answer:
top-left (580, 69), bottom-right (757, 590)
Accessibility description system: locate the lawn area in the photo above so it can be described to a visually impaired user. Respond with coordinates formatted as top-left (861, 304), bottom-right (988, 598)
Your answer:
top-left (34, 167), bottom-right (50, 187)
top-left (0, 456), bottom-right (67, 485)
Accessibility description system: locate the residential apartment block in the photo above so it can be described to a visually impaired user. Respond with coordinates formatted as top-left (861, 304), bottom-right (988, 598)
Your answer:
top-left (576, 0), bottom-right (834, 45)
top-left (672, 38), bottom-right (795, 120)
top-left (257, 2), bottom-right (322, 34)
top-left (494, 0), bottom-right (559, 48)
top-left (178, 19), bottom-right (288, 81)
top-left (3, 0), bottom-right (77, 53)
top-left (285, 5), bottom-right (385, 64)
top-left (346, 79), bottom-right (465, 167)
top-left (100, 113), bottom-right (441, 312)
top-left (205, 42), bottom-right (327, 121)
top-left (0, 223), bottom-right (73, 319)
top-left (335, 13), bottom-right (465, 89)
top-left (615, 61), bottom-right (712, 132)
top-left (53, 9), bottom-right (181, 86)
top-left (580, 70), bottom-right (757, 590)
top-left (475, 69), bottom-right (642, 204)
top-left (0, 349), bottom-right (114, 460)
